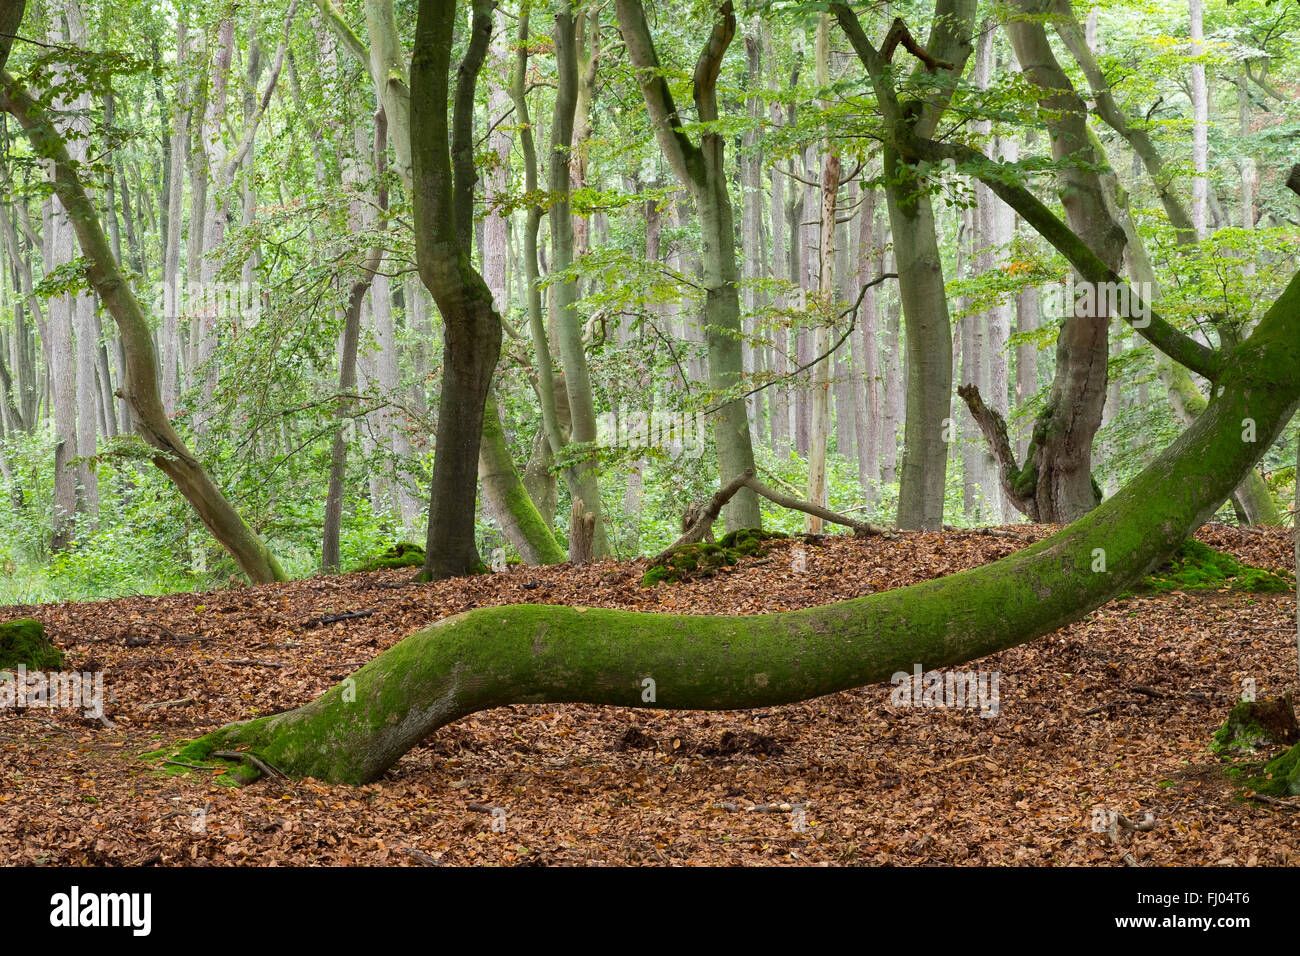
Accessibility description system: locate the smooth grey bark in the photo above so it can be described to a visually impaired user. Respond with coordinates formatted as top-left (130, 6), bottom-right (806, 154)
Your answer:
top-left (851, 181), bottom-right (879, 494)
top-left (161, 20), bottom-right (188, 414)
top-left (615, 0), bottom-right (761, 531)
top-left (550, 4), bottom-right (609, 558)
top-left (805, 13), bottom-right (838, 532)
top-left (833, 0), bottom-right (977, 530)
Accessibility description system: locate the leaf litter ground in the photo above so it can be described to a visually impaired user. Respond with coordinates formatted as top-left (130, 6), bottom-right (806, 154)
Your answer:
top-left (1, 524), bottom-right (1297, 866)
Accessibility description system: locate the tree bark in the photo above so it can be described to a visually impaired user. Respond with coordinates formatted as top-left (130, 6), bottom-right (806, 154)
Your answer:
top-left (805, 13), bottom-right (838, 533)
top-left (411, 0), bottom-right (501, 581)
top-left (550, 4), bottom-right (609, 557)
top-left (833, 0), bottom-right (976, 530)
top-left (615, 0), bottom-right (761, 532)
top-left (0, 70), bottom-right (287, 583)
top-left (178, 264), bottom-right (1300, 784)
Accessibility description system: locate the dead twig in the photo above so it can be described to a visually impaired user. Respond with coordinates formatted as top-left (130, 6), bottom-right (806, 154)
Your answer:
top-left (403, 847), bottom-right (444, 866)
top-left (213, 750), bottom-right (287, 780)
top-left (140, 697), bottom-right (195, 711)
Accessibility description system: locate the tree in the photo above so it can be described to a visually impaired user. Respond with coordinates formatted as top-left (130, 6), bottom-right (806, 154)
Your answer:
top-left (832, 1), bottom-right (977, 530)
top-left (319, 0), bottom-right (561, 570)
top-left (1050, 0), bottom-right (1280, 525)
top-left (614, 0), bottom-right (761, 532)
top-left (408, 0), bottom-right (503, 580)
top-left (175, 232), bottom-right (1300, 783)
top-left (549, 3), bottom-right (609, 557)
top-left (957, 0), bottom-right (1124, 524)
top-left (0, 30), bottom-right (288, 583)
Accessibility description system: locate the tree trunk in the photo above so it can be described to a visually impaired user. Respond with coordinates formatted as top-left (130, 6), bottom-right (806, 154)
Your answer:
top-left (411, 0), bottom-right (501, 581)
top-left (615, 0), bottom-right (760, 532)
top-left (833, 0), bottom-right (977, 529)
top-left (960, 1), bottom-right (1126, 524)
top-left (851, 182), bottom-right (879, 495)
top-left (550, 5), bottom-right (609, 557)
top-left (740, 16), bottom-right (766, 449)
top-left (805, 13), bottom-right (838, 533)
top-left (177, 267), bottom-right (1300, 785)
top-left (1189, 0), bottom-right (1208, 238)
top-left (0, 71), bottom-right (287, 583)
top-left (1055, 6), bottom-right (1282, 525)
top-left (478, 391), bottom-right (566, 565)
top-left (886, 155), bottom-right (953, 530)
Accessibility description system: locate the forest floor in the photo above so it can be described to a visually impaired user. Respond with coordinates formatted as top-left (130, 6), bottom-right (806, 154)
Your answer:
top-left (1, 524), bottom-right (1297, 866)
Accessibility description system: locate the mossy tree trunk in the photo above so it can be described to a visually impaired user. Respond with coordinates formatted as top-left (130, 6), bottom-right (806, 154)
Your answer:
top-left (478, 391), bottom-right (566, 566)
top-left (185, 269), bottom-right (1300, 785)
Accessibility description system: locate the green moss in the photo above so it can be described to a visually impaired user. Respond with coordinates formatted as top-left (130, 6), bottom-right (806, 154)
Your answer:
top-left (1252, 743), bottom-right (1300, 797)
top-left (1010, 460), bottom-right (1038, 500)
top-left (1224, 744), bottom-right (1300, 798)
top-left (1212, 698), bottom-right (1297, 755)
top-left (1140, 539), bottom-right (1293, 594)
top-left (642, 529), bottom-right (786, 586)
top-left (352, 542), bottom-right (426, 572)
top-left (137, 737), bottom-right (261, 786)
top-left (0, 619), bottom-right (64, 671)
top-left (718, 527), bottom-right (787, 556)
top-left (1212, 697), bottom-right (1300, 797)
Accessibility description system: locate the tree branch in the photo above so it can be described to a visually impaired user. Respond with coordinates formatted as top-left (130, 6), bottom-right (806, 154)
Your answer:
top-left (311, 0), bottom-right (370, 64)
top-left (904, 133), bottom-right (1222, 381)
top-left (880, 16), bottom-right (952, 71)
top-left (453, 0), bottom-right (495, 251)
top-left (229, 0), bottom-right (301, 173)
top-left (691, 0), bottom-right (734, 124)
top-left (956, 384), bottom-right (1036, 518)
top-left (615, 0), bottom-right (702, 185)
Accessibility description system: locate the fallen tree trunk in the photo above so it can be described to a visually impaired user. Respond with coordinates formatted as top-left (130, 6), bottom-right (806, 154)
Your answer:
top-left (659, 469), bottom-right (888, 560)
top-left (173, 269), bottom-right (1300, 785)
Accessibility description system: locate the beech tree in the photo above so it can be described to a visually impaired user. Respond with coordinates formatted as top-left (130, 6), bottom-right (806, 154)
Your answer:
top-left (174, 253), bottom-right (1300, 782)
top-left (614, 0), bottom-right (761, 532)
top-left (0, 0), bottom-right (287, 583)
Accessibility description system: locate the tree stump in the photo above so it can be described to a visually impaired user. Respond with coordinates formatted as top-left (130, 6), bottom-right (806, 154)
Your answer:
top-left (569, 498), bottom-right (596, 565)
top-left (1212, 693), bottom-right (1299, 754)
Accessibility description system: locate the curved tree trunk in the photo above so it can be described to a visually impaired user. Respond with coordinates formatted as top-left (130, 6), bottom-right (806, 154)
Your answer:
top-left (180, 267), bottom-right (1300, 785)
top-left (0, 66), bottom-right (287, 584)
top-left (478, 391), bottom-right (566, 565)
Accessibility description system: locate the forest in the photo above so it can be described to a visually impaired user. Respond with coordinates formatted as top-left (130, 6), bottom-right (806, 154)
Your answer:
top-left (0, 0), bottom-right (1299, 876)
